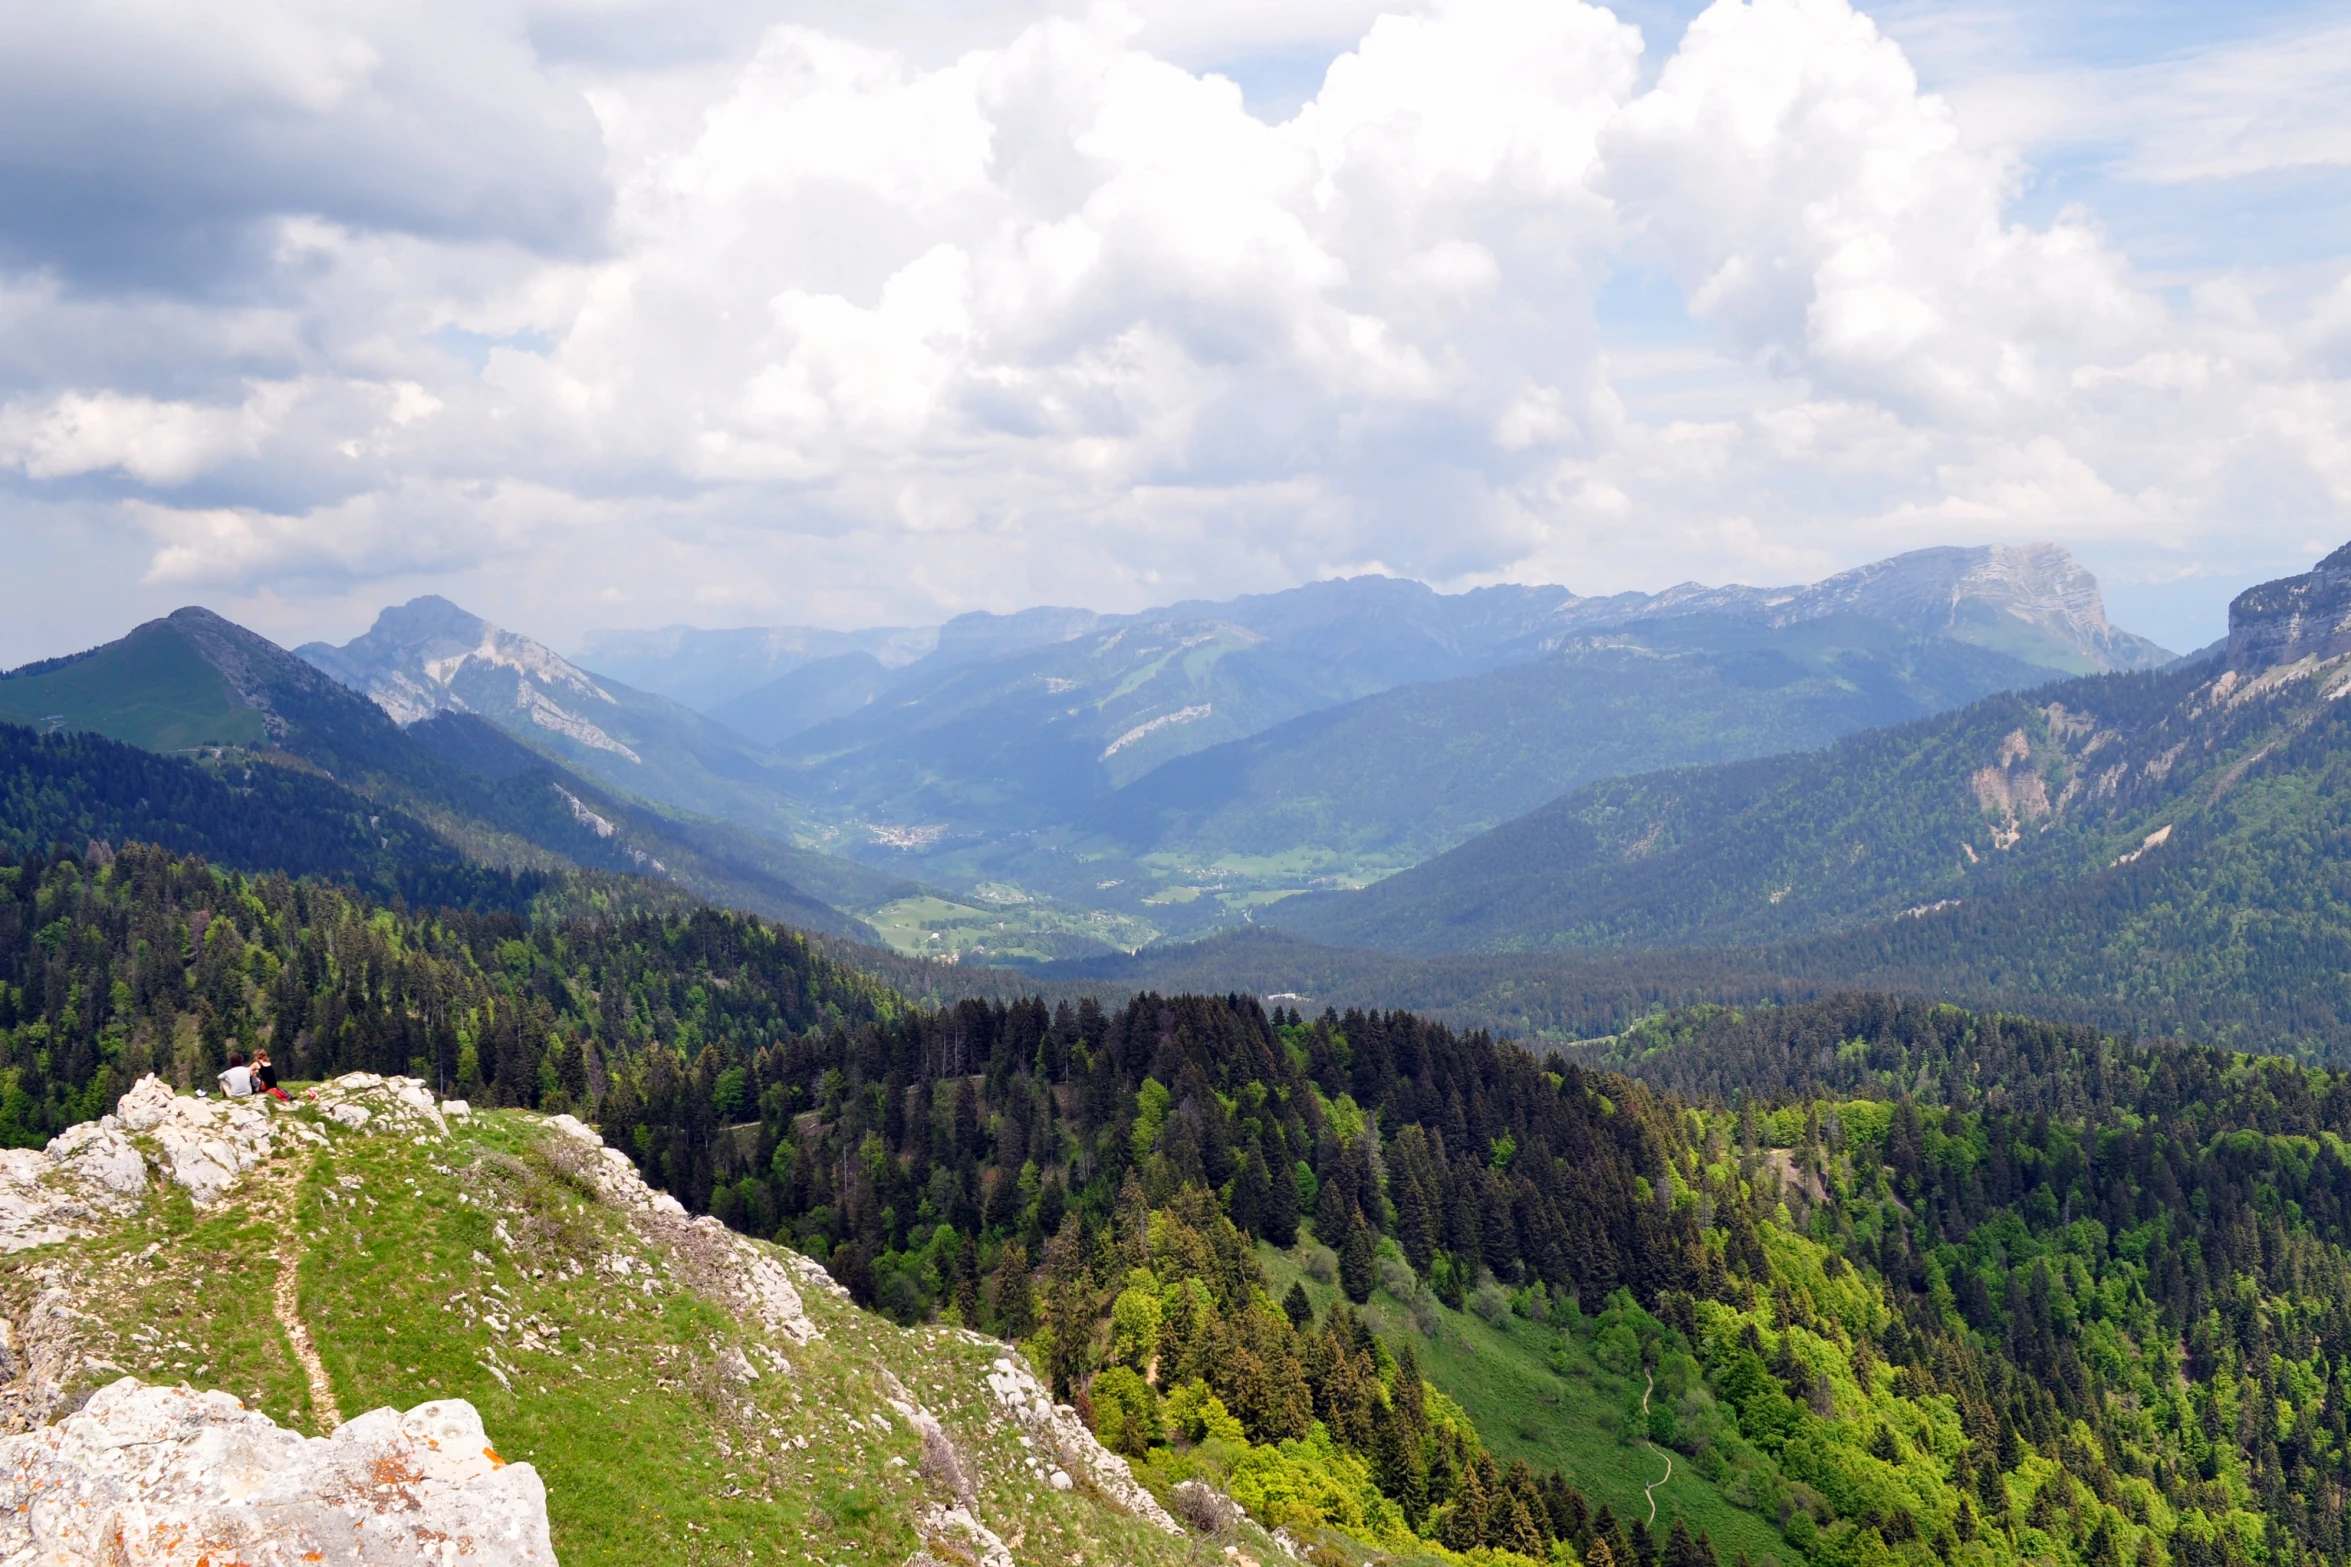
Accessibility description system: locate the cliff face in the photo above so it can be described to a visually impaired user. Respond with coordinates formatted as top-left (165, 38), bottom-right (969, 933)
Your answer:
top-left (2228, 543), bottom-right (2351, 670)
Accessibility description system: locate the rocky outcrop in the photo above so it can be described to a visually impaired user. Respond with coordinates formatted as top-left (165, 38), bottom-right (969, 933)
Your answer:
top-left (0, 1124), bottom-right (146, 1254)
top-left (114, 1075), bottom-right (281, 1205)
top-left (0, 1380), bottom-right (552, 1564)
top-left (1583, 543), bottom-right (2174, 673)
top-left (982, 1355), bottom-right (1179, 1533)
top-left (2228, 542), bottom-right (2351, 672)
top-left (540, 1113), bottom-right (830, 1347)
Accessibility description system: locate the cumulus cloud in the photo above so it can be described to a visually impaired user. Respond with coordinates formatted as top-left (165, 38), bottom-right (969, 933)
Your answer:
top-left (0, 0), bottom-right (2346, 657)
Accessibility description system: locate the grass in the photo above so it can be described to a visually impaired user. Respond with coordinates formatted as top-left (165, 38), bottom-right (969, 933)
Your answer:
top-left (0, 621), bottom-right (268, 752)
top-left (1258, 1242), bottom-right (1789, 1566)
top-left (0, 1142), bottom-right (319, 1431)
top-left (863, 892), bottom-right (1156, 963)
top-left (4, 1097), bottom-right (1205, 1567)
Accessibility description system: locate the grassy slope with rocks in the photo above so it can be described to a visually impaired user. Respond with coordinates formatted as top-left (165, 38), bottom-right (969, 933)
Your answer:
top-left (0, 1073), bottom-right (1224, 1567)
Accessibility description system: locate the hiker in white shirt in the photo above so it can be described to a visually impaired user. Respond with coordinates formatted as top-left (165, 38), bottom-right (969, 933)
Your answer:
top-left (218, 1052), bottom-right (255, 1099)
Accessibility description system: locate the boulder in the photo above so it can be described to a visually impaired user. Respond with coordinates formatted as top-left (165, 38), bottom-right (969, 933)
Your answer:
top-left (0, 1380), bottom-right (554, 1565)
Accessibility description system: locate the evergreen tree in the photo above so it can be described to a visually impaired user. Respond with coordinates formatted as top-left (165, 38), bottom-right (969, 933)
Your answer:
top-left (1263, 1137), bottom-right (1302, 1248)
top-left (1232, 1149), bottom-right (1273, 1237)
top-left (1282, 1280), bottom-right (1314, 1330)
top-left (1497, 1495), bottom-right (1543, 1556)
top-left (1339, 1207), bottom-right (1377, 1304)
top-left (1442, 1462), bottom-right (1489, 1553)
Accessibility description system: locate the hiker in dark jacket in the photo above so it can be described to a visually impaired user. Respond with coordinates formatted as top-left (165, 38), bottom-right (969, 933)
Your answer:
top-left (250, 1047), bottom-right (291, 1102)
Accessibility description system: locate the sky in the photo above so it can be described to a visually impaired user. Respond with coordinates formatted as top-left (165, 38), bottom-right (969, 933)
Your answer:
top-left (3, 0), bottom-right (2348, 666)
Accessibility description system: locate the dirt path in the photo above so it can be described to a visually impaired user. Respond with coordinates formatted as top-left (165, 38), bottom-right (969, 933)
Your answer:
top-left (263, 1145), bottom-right (342, 1432)
top-left (1640, 1369), bottom-right (1673, 1525)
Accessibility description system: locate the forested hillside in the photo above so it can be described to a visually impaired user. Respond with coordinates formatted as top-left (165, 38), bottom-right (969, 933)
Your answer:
top-left (1275, 545), bottom-right (2351, 972)
top-left (1098, 613), bottom-right (2051, 880)
top-left (17, 832), bottom-right (2351, 1567)
top-left (1249, 546), bottom-right (2351, 1053)
top-left (0, 607), bottom-right (903, 938)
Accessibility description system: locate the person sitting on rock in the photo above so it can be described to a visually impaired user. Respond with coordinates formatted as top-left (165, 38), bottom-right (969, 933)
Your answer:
top-left (250, 1047), bottom-right (291, 1102)
top-left (218, 1053), bottom-right (255, 1099)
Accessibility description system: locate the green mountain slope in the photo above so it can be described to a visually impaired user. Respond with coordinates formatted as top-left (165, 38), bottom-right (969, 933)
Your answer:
top-left (0, 606), bottom-right (899, 941)
top-left (1100, 614), bottom-right (2053, 878)
top-left (0, 720), bottom-right (552, 914)
top-left (1274, 544), bottom-right (2351, 981)
top-left (0, 1077), bottom-right (1212, 1566)
top-left (0, 619), bottom-right (267, 751)
top-left (14, 831), bottom-right (2351, 1567)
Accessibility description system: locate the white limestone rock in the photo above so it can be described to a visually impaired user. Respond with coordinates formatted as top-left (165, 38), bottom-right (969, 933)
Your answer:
top-left (540, 1115), bottom-right (821, 1346)
top-left (44, 1122), bottom-right (146, 1198)
top-left (982, 1356), bottom-right (1179, 1532)
top-left (305, 1072), bottom-right (448, 1138)
top-left (110, 1075), bottom-right (276, 1207)
top-left (0, 1380), bottom-right (553, 1565)
top-left (922, 1502), bottom-right (1015, 1567)
top-left (0, 1112), bottom-right (154, 1253)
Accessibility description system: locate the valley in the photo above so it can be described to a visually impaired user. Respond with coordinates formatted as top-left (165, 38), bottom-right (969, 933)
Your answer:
top-left (14, 541), bottom-right (2351, 1567)
top-left (14, 8), bottom-right (2339, 1563)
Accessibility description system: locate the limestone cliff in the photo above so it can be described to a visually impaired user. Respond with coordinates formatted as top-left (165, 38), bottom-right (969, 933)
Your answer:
top-left (2228, 542), bottom-right (2351, 671)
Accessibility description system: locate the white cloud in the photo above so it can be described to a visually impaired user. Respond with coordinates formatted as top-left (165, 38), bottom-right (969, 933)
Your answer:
top-left (1939, 16), bottom-right (2351, 185)
top-left (0, 0), bottom-right (2347, 660)
top-left (0, 384), bottom-right (297, 484)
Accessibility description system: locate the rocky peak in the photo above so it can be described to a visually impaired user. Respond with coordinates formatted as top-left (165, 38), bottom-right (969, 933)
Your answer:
top-left (2227, 542), bottom-right (2351, 671)
top-left (1760, 544), bottom-right (2171, 673)
top-left (1543, 543), bottom-right (2173, 674)
top-left (300, 598), bottom-right (639, 759)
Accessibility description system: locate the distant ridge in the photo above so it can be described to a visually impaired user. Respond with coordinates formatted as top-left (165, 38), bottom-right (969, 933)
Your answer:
top-left (1248, 537), bottom-right (2351, 1053)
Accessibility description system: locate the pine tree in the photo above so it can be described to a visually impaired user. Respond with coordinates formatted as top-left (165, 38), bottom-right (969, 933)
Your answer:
top-left (1586, 1537), bottom-right (1618, 1567)
top-left (1263, 1147), bottom-right (1302, 1248)
top-left (1443, 1462), bottom-right (1489, 1552)
top-left (1501, 1496), bottom-right (1546, 1557)
top-left (1393, 1129), bottom-right (1437, 1274)
top-left (1340, 1207), bottom-right (1377, 1304)
top-left (952, 1233), bottom-right (980, 1326)
top-left (991, 1243), bottom-right (1036, 1339)
top-left (1316, 1160), bottom-right (1352, 1242)
top-left (1282, 1280), bottom-right (1314, 1330)
top-left (1232, 1150), bottom-right (1272, 1236)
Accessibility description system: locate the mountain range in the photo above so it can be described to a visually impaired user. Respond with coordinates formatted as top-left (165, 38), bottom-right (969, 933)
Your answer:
top-left (594, 543), bottom-right (2172, 943)
top-left (933, 540), bottom-right (2342, 1052)
top-left (1271, 546), bottom-right (2337, 962)
top-left (3, 539), bottom-right (2175, 966)
top-left (0, 607), bottom-right (904, 939)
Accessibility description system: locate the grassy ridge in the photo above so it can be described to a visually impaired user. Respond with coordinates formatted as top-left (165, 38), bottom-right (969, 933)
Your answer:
top-left (0, 1097), bottom-right (1209, 1567)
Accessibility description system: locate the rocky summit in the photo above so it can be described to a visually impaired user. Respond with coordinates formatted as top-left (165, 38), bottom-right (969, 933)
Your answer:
top-left (0, 1075), bottom-right (1249, 1565)
top-left (2227, 540), bottom-right (2351, 669)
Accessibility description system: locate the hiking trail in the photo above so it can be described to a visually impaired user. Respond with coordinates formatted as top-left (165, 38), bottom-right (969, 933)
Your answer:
top-left (264, 1145), bottom-right (342, 1432)
top-left (1640, 1368), bottom-right (1672, 1525)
